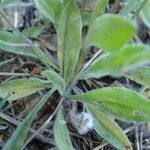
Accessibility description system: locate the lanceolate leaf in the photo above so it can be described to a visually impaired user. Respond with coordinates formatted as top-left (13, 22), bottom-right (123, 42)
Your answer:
top-left (85, 14), bottom-right (136, 52)
top-left (3, 88), bottom-right (56, 150)
top-left (54, 107), bottom-right (74, 150)
top-left (0, 30), bottom-right (56, 68)
top-left (0, 30), bottom-right (37, 58)
top-left (126, 67), bottom-right (150, 87)
top-left (70, 87), bottom-right (150, 121)
top-left (80, 44), bottom-right (150, 79)
top-left (0, 10), bottom-right (57, 68)
top-left (22, 25), bottom-right (47, 38)
top-left (58, 1), bottom-right (81, 85)
top-left (87, 104), bottom-right (132, 150)
top-left (34, 0), bottom-right (64, 27)
top-left (0, 78), bottom-right (48, 101)
top-left (140, 0), bottom-right (150, 28)
top-left (42, 70), bottom-right (65, 95)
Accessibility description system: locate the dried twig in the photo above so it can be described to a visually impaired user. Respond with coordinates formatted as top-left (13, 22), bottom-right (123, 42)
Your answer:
top-left (0, 112), bottom-right (54, 145)
top-left (7, 2), bottom-right (34, 8)
top-left (22, 97), bottom-right (65, 149)
top-left (0, 72), bottom-right (30, 77)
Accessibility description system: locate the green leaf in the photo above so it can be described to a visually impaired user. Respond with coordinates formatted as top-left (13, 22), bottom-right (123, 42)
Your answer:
top-left (87, 104), bottom-right (132, 150)
top-left (0, 30), bottom-right (37, 58)
top-left (126, 67), bottom-right (150, 87)
top-left (140, 0), bottom-right (150, 28)
top-left (22, 25), bottom-right (47, 38)
top-left (90, 0), bottom-right (108, 25)
top-left (70, 87), bottom-right (150, 121)
top-left (63, 0), bottom-right (69, 5)
top-left (81, 12), bottom-right (91, 26)
top-left (54, 107), bottom-right (74, 150)
top-left (0, 29), bottom-right (57, 68)
top-left (34, 0), bottom-right (64, 27)
top-left (0, 11), bottom-right (57, 69)
top-left (58, 1), bottom-right (81, 85)
top-left (85, 14), bottom-right (136, 51)
top-left (42, 70), bottom-right (65, 95)
top-left (0, 78), bottom-right (47, 101)
top-left (119, 0), bottom-right (143, 16)
top-left (80, 44), bottom-right (150, 79)
top-left (3, 88), bottom-right (56, 150)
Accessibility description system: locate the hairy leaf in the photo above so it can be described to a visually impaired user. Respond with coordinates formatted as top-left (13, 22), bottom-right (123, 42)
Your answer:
top-left (81, 12), bottom-right (91, 26)
top-left (126, 67), bottom-right (150, 87)
top-left (0, 30), bottom-right (37, 58)
top-left (0, 17), bottom-right (57, 68)
top-left (140, 0), bottom-right (150, 28)
top-left (42, 70), bottom-right (65, 95)
top-left (85, 14), bottom-right (136, 51)
top-left (58, 1), bottom-right (81, 85)
top-left (34, 0), bottom-right (64, 27)
top-left (87, 104), bottom-right (132, 150)
top-left (0, 78), bottom-right (47, 101)
top-left (3, 88), bottom-right (56, 150)
top-left (80, 44), bottom-right (150, 79)
top-left (54, 107), bottom-right (74, 150)
top-left (22, 25), bottom-right (47, 38)
top-left (70, 87), bottom-right (150, 121)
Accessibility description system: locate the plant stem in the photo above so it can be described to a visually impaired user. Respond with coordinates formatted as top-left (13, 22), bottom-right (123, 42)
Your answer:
top-left (21, 40), bottom-right (103, 150)
top-left (81, 49), bottom-right (103, 72)
top-left (132, 0), bottom-right (148, 18)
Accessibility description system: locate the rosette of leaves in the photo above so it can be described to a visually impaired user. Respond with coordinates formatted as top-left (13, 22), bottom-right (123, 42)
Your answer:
top-left (0, 0), bottom-right (150, 150)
